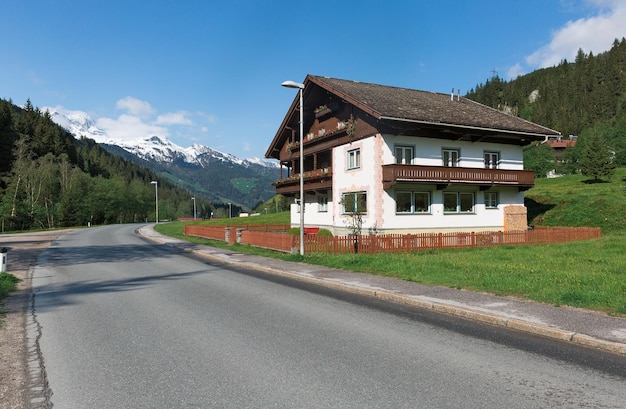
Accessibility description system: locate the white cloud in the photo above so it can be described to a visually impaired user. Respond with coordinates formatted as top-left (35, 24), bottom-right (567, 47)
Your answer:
top-left (156, 111), bottom-right (193, 125)
top-left (508, 0), bottom-right (626, 78)
top-left (93, 98), bottom-right (220, 146)
top-left (506, 63), bottom-right (525, 80)
top-left (96, 114), bottom-right (168, 142)
top-left (115, 96), bottom-right (155, 118)
top-left (196, 112), bottom-right (217, 124)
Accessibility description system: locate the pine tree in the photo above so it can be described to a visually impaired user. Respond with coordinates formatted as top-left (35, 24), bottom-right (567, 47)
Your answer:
top-left (523, 141), bottom-right (555, 177)
top-left (579, 133), bottom-right (616, 182)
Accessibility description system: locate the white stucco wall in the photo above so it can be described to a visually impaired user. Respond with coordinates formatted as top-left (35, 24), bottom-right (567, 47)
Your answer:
top-left (381, 135), bottom-right (525, 170)
top-left (374, 135), bottom-right (527, 232)
top-left (290, 190), bottom-right (335, 230)
top-left (330, 136), bottom-right (381, 234)
top-left (291, 134), bottom-right (528, 234)
top-left (379, 186), bottom-right (525, 232)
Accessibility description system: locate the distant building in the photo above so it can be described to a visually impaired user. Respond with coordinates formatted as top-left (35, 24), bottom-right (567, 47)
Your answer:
top-left (546, 135), bottom-right (577, 157)
top-left (545, 135), bottom-right (577, 178)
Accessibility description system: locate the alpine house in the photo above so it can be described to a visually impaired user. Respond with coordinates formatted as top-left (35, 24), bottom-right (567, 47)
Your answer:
top-left (265, 75), bottom-right (560, 235)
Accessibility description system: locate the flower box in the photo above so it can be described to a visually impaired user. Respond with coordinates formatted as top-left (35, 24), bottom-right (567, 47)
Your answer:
top-left (314, 105), bottom-right (332, 118)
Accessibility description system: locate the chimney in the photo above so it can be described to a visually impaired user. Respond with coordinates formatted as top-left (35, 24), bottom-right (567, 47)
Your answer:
top-left (457, 89), bottom-right (461, 101)
top-left (451, 88), bottom-right (454, 101)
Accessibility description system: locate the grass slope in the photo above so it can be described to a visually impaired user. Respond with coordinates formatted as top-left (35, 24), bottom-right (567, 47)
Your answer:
top-left (526, 168), bottom-right (626, 234)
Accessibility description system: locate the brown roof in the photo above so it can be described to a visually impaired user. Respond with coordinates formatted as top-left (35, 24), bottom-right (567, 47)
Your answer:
top-left (309, 75), bottom-right (560, 137)
top-left (266, 75), bottom-right (561, 159)
top-left (547, 139), bottom-right (576, 149)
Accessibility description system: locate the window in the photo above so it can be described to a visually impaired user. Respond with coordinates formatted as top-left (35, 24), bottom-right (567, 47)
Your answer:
top-left (414, 192), bottom-right (430, 212)
top-left (318, 195), bottom-right (328, 212)
top-left (484, 152), bottom-right (499, 169)
top-left (443, 149), bottom-right (459, 167)
top-left (342, 191), bottom-right (367, 214)
top-left (396, 191), bottom-right (412, 213)
top-left (484, 191), bottom-right (498, 208)
top-left (396, 191), bottom-right (430, 214)
top-left (347, 148), bottom-right (360, 170)
top-left (395, 146), bottom-right (414, 165)
top-left (443, 192), bottom-right (475, 213)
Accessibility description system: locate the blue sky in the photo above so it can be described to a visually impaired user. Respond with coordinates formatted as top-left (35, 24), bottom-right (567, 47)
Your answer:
top-left (2, 0), bottom-right (625, 159)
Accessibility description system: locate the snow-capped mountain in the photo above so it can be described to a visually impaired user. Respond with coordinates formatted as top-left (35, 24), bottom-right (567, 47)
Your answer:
top-left (44, 107), bottom-right (106, 141)
top-left (44, 107), bottom-right (277, 169)
top-left (44, 107), bottom-right (279, 208)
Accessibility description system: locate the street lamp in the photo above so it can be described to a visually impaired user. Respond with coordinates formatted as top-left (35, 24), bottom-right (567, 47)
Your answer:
top-left (191, 197), bottom-right (196, 221)
top-left (282, 80), bottom-right (305, 256)
top-left (150, 181), bottom-right (158, 224)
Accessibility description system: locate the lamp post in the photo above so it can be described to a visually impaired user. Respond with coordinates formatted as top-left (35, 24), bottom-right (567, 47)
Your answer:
top-left (150, 181), bottom-right (158, 224)
top-left (191, 197), bottom-right (196, 221)
top-left (282, 80), bottom-right (305, 256)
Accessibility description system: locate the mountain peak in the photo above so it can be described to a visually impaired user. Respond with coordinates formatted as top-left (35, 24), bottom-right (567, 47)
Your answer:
top-left (44, 106), bottom-right (279, 209)
top-left (45, 107), bottom-right (278, 169)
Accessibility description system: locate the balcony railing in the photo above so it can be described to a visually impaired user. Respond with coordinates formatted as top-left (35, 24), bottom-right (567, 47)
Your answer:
top-left (272, 167), bottom-right (333, 195)
top-left (382, 164), bottom-right (535, 190)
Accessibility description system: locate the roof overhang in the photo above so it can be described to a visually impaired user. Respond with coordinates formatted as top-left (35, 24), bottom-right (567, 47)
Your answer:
top-left (379, 115), bottom-right (550, 144)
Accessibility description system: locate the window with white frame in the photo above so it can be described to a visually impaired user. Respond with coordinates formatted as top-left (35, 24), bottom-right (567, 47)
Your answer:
top-left (395, 145), bottom-right (414, 165)
top-left (484, 191), bottom-right (498, 208)
top-left (484, 151), bottom-right (499, 169)
top-left (443, 192), bottom-right (475, 213)
top-left (396, 191), bottom-right (430, 214)
top-left (442, 149), bottom-right (459, 167)
top-left (347, 148), bottom-right (360, 170)
top-left (318, 195), bottom-right (328, 212)
top-left (342, 191), bottom-right (367, 214)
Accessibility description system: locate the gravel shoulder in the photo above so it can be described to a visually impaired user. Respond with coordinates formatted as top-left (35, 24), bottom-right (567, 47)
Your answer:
top-left (0, 230), bottom-right (72, 409)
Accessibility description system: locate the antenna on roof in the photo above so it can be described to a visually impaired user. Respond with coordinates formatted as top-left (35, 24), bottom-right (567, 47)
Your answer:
top-left (451, 88), bottom-right (454, 101)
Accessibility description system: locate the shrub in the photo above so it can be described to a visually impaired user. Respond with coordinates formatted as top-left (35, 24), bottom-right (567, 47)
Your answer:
top-left (317, 228), bottom-right (333, 237)
top-left (0, 272), bottom-right (20, 298)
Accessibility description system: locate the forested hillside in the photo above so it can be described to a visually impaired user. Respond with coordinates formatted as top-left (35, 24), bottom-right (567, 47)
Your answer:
top-left (467, 38), bottom-right (626, 176)
top-left (102, 142), bottom-right (277, 210)
top-left (0, 99), bottom-right (209, 231)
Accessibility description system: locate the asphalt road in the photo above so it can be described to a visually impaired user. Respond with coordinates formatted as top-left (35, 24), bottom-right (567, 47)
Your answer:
top-left (32, 224), bottom-right (626, 408)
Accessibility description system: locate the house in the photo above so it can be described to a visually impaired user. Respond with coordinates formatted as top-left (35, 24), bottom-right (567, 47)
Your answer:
top-left (546, 135), bottom-right (577, 156)
top-left (265, 75), bottom-right (561, 235)
top-left (545, 135), bottom-right (577, 178)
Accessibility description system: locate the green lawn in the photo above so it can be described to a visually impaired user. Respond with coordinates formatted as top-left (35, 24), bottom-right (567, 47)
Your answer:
top-left (525, 168), bottom-right (626, 233)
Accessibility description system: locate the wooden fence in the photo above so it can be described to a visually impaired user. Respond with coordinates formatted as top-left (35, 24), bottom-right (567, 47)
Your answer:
top-left (184, 225), bottom-right (600, 254)
top-left (303, 227), bottom-right (601, 254)
top-left (185, 225), bottom-right (227, 241)
top-left (241, 231), bottom-right (294, 252)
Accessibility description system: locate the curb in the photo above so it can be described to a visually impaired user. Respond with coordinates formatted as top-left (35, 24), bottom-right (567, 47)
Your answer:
top-left (139, 228), bottom-right (626, 357)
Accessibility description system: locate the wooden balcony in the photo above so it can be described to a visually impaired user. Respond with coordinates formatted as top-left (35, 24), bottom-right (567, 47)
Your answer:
top-left (382, 164), bottom-right (535, 190)
top-left (272, 167), bottom-right (333, 195)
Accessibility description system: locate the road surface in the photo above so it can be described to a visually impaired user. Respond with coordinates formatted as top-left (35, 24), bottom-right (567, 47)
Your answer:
top-left (32, 224), bottom-right (626, 408)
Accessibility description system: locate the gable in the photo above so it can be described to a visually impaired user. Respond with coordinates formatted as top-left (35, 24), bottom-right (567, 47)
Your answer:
top-left (266, 75), bottom-right (561, 160)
